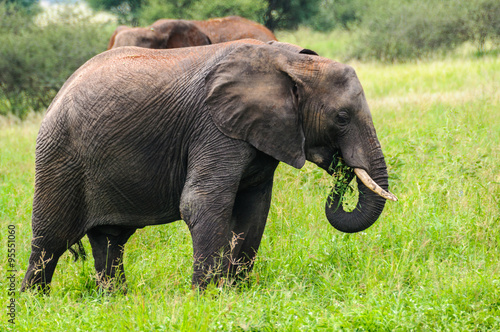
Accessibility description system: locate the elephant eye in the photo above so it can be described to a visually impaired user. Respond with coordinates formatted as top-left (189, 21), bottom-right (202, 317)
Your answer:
top-left (292, 84), bottom-right (299, 100)
top-left (336, 111), bottom-right (350, 125)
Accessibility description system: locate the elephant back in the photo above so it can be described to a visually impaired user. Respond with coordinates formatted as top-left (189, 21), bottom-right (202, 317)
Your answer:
top-left (193, 16), bottom-right (277, 43)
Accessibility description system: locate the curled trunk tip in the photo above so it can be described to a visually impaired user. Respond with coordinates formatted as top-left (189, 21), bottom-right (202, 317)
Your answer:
top-left (325, 166), bottom-right (391, 233)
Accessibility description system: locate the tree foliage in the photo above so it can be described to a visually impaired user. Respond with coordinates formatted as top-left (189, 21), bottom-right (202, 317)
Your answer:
top-left (4, 0), bottom-right (39, 11)
top-left (263, 0), bottom-right (320, 31)
top-left (188, 0), bottom-right (266, 22)
top-left (307, 0), bottom-right (364, 31)
top-left (139, 0), bottom-right (266, 25)
top-left (0, 3), bottom-right (112, 117)
top-left (87, 0), bottom-right (323, 29)
top-left (350, 0), bottom-right (500, 61)
top-left (466, 0), bottom-right (500, 52)
top-left (86, 0), bottom-right (143, 24)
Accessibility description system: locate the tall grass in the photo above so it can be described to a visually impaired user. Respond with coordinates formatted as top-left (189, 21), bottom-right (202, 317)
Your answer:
top-left (1, 38), bottom-right (499, 330)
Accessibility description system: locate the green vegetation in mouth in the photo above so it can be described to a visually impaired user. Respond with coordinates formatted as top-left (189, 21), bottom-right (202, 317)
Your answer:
top-left (327, 156), bottom-right (359, 212)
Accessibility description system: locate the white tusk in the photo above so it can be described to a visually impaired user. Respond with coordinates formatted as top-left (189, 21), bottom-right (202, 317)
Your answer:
top-left (354, 168), bottom-right (398, 202)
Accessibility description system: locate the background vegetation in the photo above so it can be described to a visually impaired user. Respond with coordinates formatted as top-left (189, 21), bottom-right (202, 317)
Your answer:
top-left (1, 0), bottom-right (499, 330)
top-left (0, 0), bottom-right (498, 117)
top-left (0, 2), bottom-right (114, 117)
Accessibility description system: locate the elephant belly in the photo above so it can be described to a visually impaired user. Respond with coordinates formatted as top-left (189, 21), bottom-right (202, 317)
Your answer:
top-left (83, 162), bottom-right (185, 228)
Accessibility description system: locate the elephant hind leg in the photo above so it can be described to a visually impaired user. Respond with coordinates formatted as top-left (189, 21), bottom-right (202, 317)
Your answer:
top-left (21, 220), bottom-right (86, 293)
top-left (87, 226), bottom-right (136, 293)
top-left (22, 144), bottom-right (89, 292)
top-left (22, 252), bottom-right (61, 293)
top-left (22, 189), bottom-right (87, 292)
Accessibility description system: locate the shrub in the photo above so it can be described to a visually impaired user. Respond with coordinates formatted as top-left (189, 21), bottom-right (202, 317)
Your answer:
top-left (350, 0), bottom-right (470, 62)
top-left (187, 0), bottom-right (267, 23)
top-left (306, 0), bottom-right (365, 32)
top-left (138, 0), bottom-right (267, 26)
top-left (5, 0), bottom-right (39, 13)
top-left (0, 3), bottom-right (114, 118)
top-left (465, 0), bottom-right (500, 52)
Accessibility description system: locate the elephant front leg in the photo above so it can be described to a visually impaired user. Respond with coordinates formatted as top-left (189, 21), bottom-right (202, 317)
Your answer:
top-left (180, 139), bottom-right (260, 289)
top-left (227, 178), bottom-right (274, 283)
top-left (180, 170), bottom-right (243, 289)
top-left (188, 220), bottom-right (234, 288)
top-left (182, 177), bottom-right (275, 289)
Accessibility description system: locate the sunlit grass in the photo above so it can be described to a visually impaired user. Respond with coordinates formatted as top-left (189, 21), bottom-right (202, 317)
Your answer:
top-left (1, 38), bottom-right (499, 331)
top-left (275, 27), bottom-right (353, 61)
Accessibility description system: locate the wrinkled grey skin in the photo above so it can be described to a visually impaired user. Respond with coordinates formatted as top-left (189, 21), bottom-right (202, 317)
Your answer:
top-left (21, 39), bottom-right (391, 292)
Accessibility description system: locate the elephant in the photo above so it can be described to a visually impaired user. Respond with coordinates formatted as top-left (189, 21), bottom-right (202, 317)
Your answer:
top-left (106, 25), bottom-right (130, 50)
top-left (189, 16), bottom-right (277, 43)
top-left (21, 39), bottom-right (397, 293)
top-left (108, 16), bottom-right (276, 50)
top-left (108, 20), bottom-right (212, 50)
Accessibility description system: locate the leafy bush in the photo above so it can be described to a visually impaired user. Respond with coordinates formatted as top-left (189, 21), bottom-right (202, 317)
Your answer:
top-left (349, 0), bottom-right (500, 61)
top-left (138, 0), bottom-right (266, 25)
top-left (465, 0), bottom-right (500, 52)
top-left (350, 0), bottom-right (470, 62)
top-left (87, 0), bottom-right (143, 25)
top-left (188, 0), bottom-right (266, 23)
top-left (5, 0), bottom-right (39, 13)
top-left (306, 0), bottom-right (364, 32)
top-left (100, 0), bottom-right (320, 31)
top-left (0, 3), bottom-right (114, 118)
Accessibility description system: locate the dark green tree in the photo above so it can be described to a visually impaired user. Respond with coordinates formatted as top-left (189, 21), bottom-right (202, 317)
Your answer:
top-left (3, 0), bottom-right (39, 14)
top-left (87, 0), bottom-right (144, 24)
top-left (309, 0), bottom-right (365, 31)
top-left (138, 0), bottom-right (266, 25)
top-left (467, 0), bottom-right (500, 52)
top-left (86, 0), bottom-right (328, 29)
top-left (263, 0), bottom-right (320, 31)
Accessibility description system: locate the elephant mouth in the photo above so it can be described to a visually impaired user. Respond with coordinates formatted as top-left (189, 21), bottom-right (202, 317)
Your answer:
top-left (328, 158), bottom-right (397, 215)
top-left (327, 158), bottom-right (356, 205)
top-left (329, 156), bottom-right (397, 203)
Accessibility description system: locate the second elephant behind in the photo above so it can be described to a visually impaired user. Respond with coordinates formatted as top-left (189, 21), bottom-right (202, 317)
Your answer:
top-left (108, 16), bottom-right (277, 50)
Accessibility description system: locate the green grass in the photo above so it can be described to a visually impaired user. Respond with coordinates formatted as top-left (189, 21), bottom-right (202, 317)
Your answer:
top-left (275, 28), bottom-right (354, 61)
top-left (1, 38), bottom-right (499, 331)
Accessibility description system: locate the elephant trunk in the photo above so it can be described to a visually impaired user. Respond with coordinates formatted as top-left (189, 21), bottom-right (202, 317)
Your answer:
top-left (325, 154), bottom-right (396, 233)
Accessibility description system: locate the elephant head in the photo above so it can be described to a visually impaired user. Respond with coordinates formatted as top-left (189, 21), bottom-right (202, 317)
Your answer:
top-left (109, 20), bottom-right (211, 50)
top-left (206, 41), bottom-right (397, 233)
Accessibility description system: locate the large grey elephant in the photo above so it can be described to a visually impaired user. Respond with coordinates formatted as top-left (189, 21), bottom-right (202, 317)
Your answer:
top-left (108, 16), bottom-right (276, 50)
top-left (21, 39), bottom-right (396, 292)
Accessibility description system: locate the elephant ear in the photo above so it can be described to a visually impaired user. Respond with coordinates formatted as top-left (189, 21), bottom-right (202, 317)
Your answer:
top-left (107, 25), bottom-right (131, 49)
top-left (205, 44), bottom-right (306, 169)
top-left (155, 20), bottom-right (211, 48)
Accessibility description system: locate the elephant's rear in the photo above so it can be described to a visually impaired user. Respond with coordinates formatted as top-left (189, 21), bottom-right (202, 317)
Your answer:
top-left (22, 94), bottom-right (88, 291)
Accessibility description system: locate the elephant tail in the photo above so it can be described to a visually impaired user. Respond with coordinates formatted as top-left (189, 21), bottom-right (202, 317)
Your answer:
top-left (68, 240), bottom-right (87, 262)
